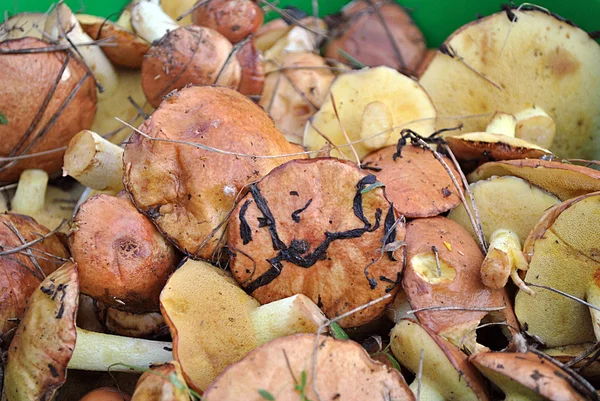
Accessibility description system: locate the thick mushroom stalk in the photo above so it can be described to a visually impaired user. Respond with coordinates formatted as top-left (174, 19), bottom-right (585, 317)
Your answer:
top-left (484, 112), bottom-right (517, 136)
top-left (63, 130), bottom-right (124, 192)
top-left (130, 0), bottom-right (179, 43)
top-left (514, 107), bottom-right (556, 149)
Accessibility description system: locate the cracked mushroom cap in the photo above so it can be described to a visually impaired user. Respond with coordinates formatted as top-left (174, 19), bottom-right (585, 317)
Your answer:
top-left (0, 37), bottom-right (97, 182)
top-left (402, 216), bottom-right (517, 352)
top-left (470, 352), bottom-right (590, 401)
top-left (70, 193), bottom-right (179, 313)
top-left (203, 334), bottom-right (414, 401)
top-left (123, 85), bottom-right (301, 260)
top-left (227, 158), bottom-right (405, 328)
top-left (361, 144), bottom-right (463, 218)
top-left (191, 0), bottom-right (264, 44)
top-left (419, 8), bottom-right (600, 159)
top-left (0, 213), bottom-right (69, 335)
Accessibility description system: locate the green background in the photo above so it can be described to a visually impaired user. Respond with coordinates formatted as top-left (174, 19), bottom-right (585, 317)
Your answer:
top-left (5, 0), bottom-right (600, 47)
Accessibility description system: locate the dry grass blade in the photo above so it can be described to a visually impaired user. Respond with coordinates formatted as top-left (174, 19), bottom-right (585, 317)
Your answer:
top-left (499, 3), bottom-right (552, 58)
top-left (257, 0), bottom-right (328, 37)
top-left (0, 220), bottom-right (66, 257)
top-left (265, 58), bottom-right (320, 112)
top-left (407, 305), bottom-right (507, 314)
top-left (0, 38), bottom-right (116, 54)
top-left (439, 44), bottom-right (502, 91)
top-left (525, 282), bottom-right (600, 312)
top-left (564, 342), bottom-right (600, 368)
top-left (215, 35), bottom-right (251, 86)
top-left (4, 221), bottom-right (45, 280)
top-left (329, 92), bottom-right (360, 166)
top-left (176, 0), bottom-right (211, 21)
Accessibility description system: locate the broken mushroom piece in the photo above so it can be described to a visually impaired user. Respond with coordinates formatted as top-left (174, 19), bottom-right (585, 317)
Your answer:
top-left (203, 334), bottom-right (414, 401)
top-left (390, 319), bottom-right (490, 400)
top-left (304, 66), bottom-right (436, 160)
top-left (259, 52), bottom-right (335, 144)
top-left (419, 8), bottom-right (600, 159)
top-left (228, 158), bottom-right (405, 328)
top-left (470, 352), bottom-right (591, 401)
top-left (130, 362), bottom-right (189, 401)
top-left (402, 216), bottom-right (517, 353)
top-left (515, 191), bottom-right (600, 347)
top-left (160, 259), bottom-right (327, 392)
top-left (123, 86), bottom-right (301, 259)
top-left (141, 25), bottom-right (241, 108)
top-left (324, 0), bottom-right (425, 74)
top-left (70, 193), bottom-right (178, 312)
top-left (192, 0), bottom-right (264, 44)
top-left (361, 144), bottom-right (463, 218)
top-left (514, 106), bottom-right (556, 150)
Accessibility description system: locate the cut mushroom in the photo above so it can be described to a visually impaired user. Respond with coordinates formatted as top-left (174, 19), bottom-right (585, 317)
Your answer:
top-left (361, 144), bottom-right (463, 218)
top-left (202, 334), bottom-right (414, 400)
top-left (515, 191), bottom-right (600, 347)
top-left (304, 66), bottom-right (436, 160)
top-left (131, 362), bottom-right (189, 401)
top-left (191, 0), bottom-right (264, 44)
top-left (123, 86), bottom-right (301, 260)
top-left (159, 259), bottom-right (327, 392)
top-left (419, 8), bottom-right (600, 159)
top-left (390, 319), bottom-right (490, 400)
top-left (514, 106), bottom-right (556, 149)
top-left (228, 158), bottom-right (405, 328)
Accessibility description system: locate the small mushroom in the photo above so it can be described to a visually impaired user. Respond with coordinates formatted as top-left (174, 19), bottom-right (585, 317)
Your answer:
top-left (202, 334), bottom-right (414, 400)
top-left (192, 0), bottom-right (264, 44)
top-left (160, 259), bottom-right (328, 392)
top-left (361, 143), bottom-right (463, 218)
top-left (130, 362), bottom-right (189, 401)
top-left (390, 319), bottom-right (490, 400)
top-left (304, 66), bottom-right (436, 160)
top-left (80, 387), bottom-right (131, 401)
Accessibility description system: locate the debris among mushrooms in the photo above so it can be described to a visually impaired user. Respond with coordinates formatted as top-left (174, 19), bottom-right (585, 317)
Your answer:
top-left (419, 8), bottom-right (600, 159)
top-left (515, 191), bottom-right (600, 347)
top-left (80, 387), bottom-right (132, 401)
top-left (123, 86), bottom-right (300, 259)
top-left (304, 66), bottom-right (436, 160)
top-left (130, 362), bottom-right (190, 401)
top-left (544, 344), bottom-right (600, 384)
top-left (192, 0), bottom-right (264, 44)
top-left (202, 334), bottom-right (415, 400)
top-left (160, 259), bottom-right (327, 392)
top-left (324, 0), bottom-right (425, 74)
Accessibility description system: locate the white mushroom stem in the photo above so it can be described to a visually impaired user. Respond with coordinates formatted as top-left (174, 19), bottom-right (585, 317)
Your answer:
top-left (130, 0), bottom-right (179, 44)
top-left (514, 107), bottom-right (556, 149)
top-left (386, 291), bottom-right (416, 323)
top-left (69, 327), bottom-right (172, 372)
top-left (408, 378), bottom-right (444, 401)
top-left (586, 277), bottom-right (600, 341)
top-left (44, 3), bottom-right (118, 96)
top-left (63, 130), bottom-right (124, 192)
top-left (360, 101), bottom-right (394, 151)
top-left (485, 112), bottom-right (517, 137)
top-left (11, 169), bottom-right (48, 214)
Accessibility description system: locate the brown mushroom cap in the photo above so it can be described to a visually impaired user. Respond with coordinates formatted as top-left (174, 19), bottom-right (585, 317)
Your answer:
top-left (80, 387), bottom-right (132, 401)
top-left (402, 217), bottom-right (517, 350)
top-left (0, 213), bottom-right (69, 334)
top-left (192, 0), bottom-right (264, 44)
top-left (236, 37), bottom-right (264, 96)
top-left (325, 0), bottom-right (425, 73)
top-left (361, 144), bottom-right (463, 218)
top-left (203, 334), bottom-right (414, 401)
top-left (131, 362), bottom-right (188, 401)
top-left (101, 307), bottom-right (166, 339)
top-left (123, 86), bottom-right (301, 259)
top-left (0, 37), bottom-right (97, 182)
top-left (228, 158), bottom-right (405, 328)
top-left (469, 159), bottom-right (600, 201)
top-left (141, 26), bottom-right (241, 108)
top-left (70, 194), bottom-right (178, 313)
top-left (470, 352), bottom-right (589, 400)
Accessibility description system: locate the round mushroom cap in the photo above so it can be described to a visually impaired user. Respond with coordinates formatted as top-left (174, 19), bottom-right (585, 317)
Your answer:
top-left (80, 387), bottom-right (131, 401)
top-left (192, 0), bottom-right (264, 44)
top-left (0, 213), bottom-right (69, 334)
top-left (325, 0), bottom-right (425, 73)
top-left (0, 37), bottom-right (97, 182)
top-left (123, 86), bottom-right (301, 260)
top-left (361, 144), bottom-right (463, 218)
top-left (141, 26), bottom-right (241, 108)
top-left (70, 194), bottom-right (179, 313)
top-left (419, 8), bottom-right (600, 159)
top-left (228, 158), bottom-right (405, 328)
top-left (203, 334), bottom-right (414, 401)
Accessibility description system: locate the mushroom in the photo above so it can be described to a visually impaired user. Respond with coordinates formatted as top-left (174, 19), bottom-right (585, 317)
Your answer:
top-left (419, 7), bottom-right (600, 159)
top-left (130, 362), bottom-right (189, 401)
top-left (514, 191), bottom-right (600, 347)
top-left (96, 305), bottom-right (166, 339)
top-left (324, 0), bottom-right (425, 74)
top-left (80, 387), bottom-right (131, 401)
top-left (191, 0), bottom-right (264, 44)
top-left (543, 344), bottom-right (600, 384)
top-left (415, 49), bottom-right (436, 79)
top-left (448, 175), bottom-right (560, 292)
top-left (236, 37), bottom-right (265, 96)
top-left (469, 159), bottom-right (600, 201)
top-left (0, 37), bottom-right (97, 182)
top-left (402, 216), bottom-right (518, 353)
top-left (70, 193), bottom-right (179, 313)
top-left (141, 26), bottom-right (241, 108)
top-left (303, 66), bottom-right (436, 160)
top-left (390, 319), bottom-right (490, 400)
top-left (159, 259), bottom-right (328, 392)
top-left (361, 143), bottom-right (463, 218)
top-left (259, 51), bottom-right (335, 144)
top-left (123, 86), bottom-right (301, 260)
top-left (255, 18), bottom-right (291, 52)
top-left (130, 0), bottom-right (179, 44)
top-left (202, 334), bottom-right (415, 400)
top-left (470, 351), bottom-right (592, 401)
top-left (0, 13), bottom-right (47, 40)
top-left (262, 17), bottom-right (328, 64)
top-left (227, 158), bottom-right (405, 328)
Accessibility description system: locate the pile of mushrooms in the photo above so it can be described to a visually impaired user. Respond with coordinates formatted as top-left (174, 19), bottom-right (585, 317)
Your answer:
top-left (1, 2), bottom-right (600, 400)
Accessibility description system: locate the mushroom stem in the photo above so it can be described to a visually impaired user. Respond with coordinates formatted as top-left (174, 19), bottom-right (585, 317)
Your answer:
top-left (116, 7), bottom-right (134, 31)
top-left (68, 327), bottom-right (172, 372)
top-left (360, 101), bottom-right (394, 151)
top-left (63, 130), bottom-right (124, 192)
top-left (514, 107), bottom-right (556, 149)
top-left (130, 0), bottom-right (179, 43)
top-left (485, 112), bottom-right (517, 137)
top-left (11, 169), bottom-right (48, 214)
top-left (408, 377), bottom-right (445, 401)
top-left (586, 274), bottom-right (600, 341)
